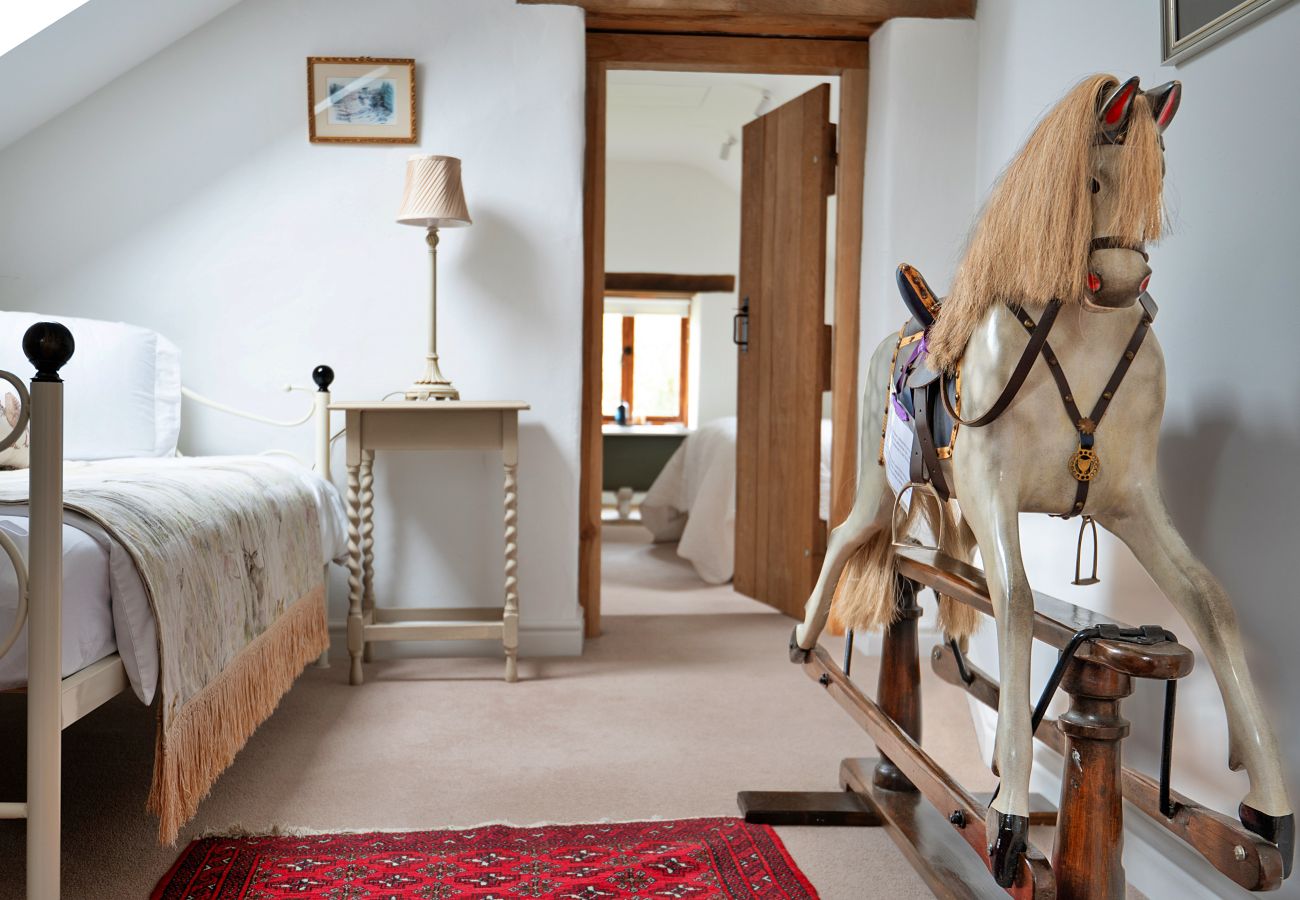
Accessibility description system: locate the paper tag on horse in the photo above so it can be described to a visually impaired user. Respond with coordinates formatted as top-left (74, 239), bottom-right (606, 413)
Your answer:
top-left (883, 394), bottom-right (913, 511)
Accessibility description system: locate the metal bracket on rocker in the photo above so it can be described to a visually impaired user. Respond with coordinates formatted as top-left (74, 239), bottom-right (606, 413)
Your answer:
top-left (957, 622), bottom-right (1182, 821)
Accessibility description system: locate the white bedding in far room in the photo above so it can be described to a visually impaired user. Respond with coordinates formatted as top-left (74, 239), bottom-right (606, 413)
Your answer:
top-left (640, 416), bottom-right (833, 584)
top-left (0, 456), bottom-right (349, 700)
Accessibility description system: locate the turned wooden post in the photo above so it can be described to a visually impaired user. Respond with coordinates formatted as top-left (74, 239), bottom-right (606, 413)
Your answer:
top-left (1053, 656), bottom-right (1132, 900)
top-left (874, 576), bottom-right (922, 792)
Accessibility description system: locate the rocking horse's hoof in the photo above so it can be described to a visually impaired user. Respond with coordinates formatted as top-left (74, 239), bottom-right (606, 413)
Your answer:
top-left (788, 628), bottom-right (810, 664)
top-left (1240, 803), bottom-right (1294, 878)
top-left (987, 810), bottom-right (1029, 888)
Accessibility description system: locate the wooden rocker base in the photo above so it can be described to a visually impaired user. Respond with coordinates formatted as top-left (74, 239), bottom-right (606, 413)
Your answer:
top-left (738, 763), bottom-right (1059, 898)
top-left (841, 758), bottom-right (1024, 900)
top-left (738, 789), bottom-right (881, 827)
top-left (765, 551), bottom-right (1287, 898)
top-left (738, 784), bottom-right (1056, 829)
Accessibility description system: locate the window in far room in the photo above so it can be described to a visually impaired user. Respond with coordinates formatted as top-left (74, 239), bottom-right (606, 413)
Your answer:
top-left (601, 296), bottom-right (690, 425)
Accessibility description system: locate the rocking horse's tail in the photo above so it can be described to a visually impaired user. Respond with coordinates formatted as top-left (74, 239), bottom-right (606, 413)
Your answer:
top-left (829, 498), bottom-right (981, 642)
top-left (933, 501), bottom-right (982, 641)
top-left (829, 527), bottom-right (895, 634)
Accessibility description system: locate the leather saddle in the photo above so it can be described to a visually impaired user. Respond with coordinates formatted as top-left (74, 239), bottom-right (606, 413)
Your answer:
top-left (887, 264), bottom-right (958, 501)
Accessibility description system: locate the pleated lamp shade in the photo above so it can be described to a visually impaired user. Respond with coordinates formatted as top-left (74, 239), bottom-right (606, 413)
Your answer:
top-left (396, 155), bottom-right (472, 228)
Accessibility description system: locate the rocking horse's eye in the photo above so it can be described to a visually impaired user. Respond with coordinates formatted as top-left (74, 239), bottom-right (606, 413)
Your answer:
top-left (1090, 178), bottom-right (1101, 194)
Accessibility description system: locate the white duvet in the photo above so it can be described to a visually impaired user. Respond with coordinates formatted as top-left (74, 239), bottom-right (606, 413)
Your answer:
top-left (640, 417), bottom-right (833, 584)
top-left (0, 456), bottom-right (348, 700)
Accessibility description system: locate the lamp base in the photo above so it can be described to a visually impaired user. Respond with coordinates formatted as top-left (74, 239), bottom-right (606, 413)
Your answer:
top-left (405, 354), bottom-right (459, 401)
top-left (406, 382), bottom-right (460, 401)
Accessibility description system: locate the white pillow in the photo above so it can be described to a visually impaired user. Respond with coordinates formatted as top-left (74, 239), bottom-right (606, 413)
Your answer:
top-left (0, 311), bottom-right (181, 460)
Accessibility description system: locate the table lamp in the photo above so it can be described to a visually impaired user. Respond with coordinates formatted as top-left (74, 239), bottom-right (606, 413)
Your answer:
top-left (396, 154), bottom-right (472, 400)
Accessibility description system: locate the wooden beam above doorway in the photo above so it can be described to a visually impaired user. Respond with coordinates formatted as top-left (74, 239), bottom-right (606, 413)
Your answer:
top-left (518, 0), bottom-right (973, 40)
top-left (589, 32), bottom-right (868, 74)
top-left (605, 272), bottom-right (736, 295)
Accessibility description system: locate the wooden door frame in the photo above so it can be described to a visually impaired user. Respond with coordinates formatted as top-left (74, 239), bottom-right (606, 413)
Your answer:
top-left (582, 31), bottom-right (868, 637)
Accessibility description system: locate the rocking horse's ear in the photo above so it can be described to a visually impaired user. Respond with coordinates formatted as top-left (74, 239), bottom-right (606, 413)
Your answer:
top-left (1142, 80), bottom-right (1182, 133)
top-left (1098, 76), bottom-right (1141, 143)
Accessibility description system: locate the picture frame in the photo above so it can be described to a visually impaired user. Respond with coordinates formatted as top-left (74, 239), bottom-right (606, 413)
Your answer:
top-left (1161, 0), bottom-right (1298, 64)
top-left (307, 56), bottom-right (416, 144)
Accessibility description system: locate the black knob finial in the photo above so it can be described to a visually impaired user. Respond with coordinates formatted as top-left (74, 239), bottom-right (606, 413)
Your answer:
top-left (23, 322), bottom-right (75, 383)
top-left (312, 364), bottom-right (335, 392)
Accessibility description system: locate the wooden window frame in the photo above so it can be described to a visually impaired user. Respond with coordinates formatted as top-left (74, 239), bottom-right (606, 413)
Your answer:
top-left (601, 310), bottom-right (691, 426)
top-left (580, 31), bottom-right (871, 638)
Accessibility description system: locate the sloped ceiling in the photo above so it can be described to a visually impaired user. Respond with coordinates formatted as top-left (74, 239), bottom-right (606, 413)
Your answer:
top-left (607, 70), bottom-right (838, 192)
top-left (0, 0), bottom-right (243, 151)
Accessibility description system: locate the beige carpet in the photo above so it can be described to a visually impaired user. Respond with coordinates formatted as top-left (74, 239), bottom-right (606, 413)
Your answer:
top-left (0, 523), bottom-right (995, 899)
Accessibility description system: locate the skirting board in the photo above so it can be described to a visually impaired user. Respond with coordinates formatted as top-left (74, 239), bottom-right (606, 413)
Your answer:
top-left (327, 619), bottom-right (583, 659)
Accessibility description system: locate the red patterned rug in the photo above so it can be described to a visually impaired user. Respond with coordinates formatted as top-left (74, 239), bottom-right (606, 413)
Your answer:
top-left (152, 817), bottom-right (818, 899)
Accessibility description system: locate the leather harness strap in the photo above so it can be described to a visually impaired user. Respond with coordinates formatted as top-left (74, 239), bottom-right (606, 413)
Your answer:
top-left (937, 293), bottom-right (1158, 519)
top-left (941, 299), bottom-right (1063, 428)
top-left (1090, 236), bottom-right (1150, 261)
top-left (912, 380), bottom-right (952, 501)
top-left (1013, 292), bottom-right (1158, 517)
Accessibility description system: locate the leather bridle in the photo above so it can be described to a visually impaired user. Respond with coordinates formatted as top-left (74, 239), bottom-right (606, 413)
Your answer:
top-left (940, 293), bottom-right (1158, 519)
top-left (1089, 236), bottom-right (1149, 260)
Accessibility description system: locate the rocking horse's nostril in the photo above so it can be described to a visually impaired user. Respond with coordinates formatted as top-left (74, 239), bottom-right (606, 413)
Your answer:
top-left (1087, 272), bottom-right (1102, 293)
top-left (1140, 274), bottom-right (1151, 293)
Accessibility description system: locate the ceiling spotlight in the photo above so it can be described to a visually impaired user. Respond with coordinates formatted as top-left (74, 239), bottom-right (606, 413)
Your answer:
top-left (753, 89), bottom-right (773, 118)
top-left (719, 134), bottom-right (738, 161)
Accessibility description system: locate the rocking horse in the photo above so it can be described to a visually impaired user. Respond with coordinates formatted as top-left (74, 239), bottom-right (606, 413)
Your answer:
top-left (772, 75), bottom-right (1294, 894)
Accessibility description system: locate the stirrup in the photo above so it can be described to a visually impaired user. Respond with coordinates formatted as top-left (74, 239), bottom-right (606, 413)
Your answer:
top-left (889, 481), bottom-right (946, 551)
top-left (1072, 515), bottom-right (1101, 585)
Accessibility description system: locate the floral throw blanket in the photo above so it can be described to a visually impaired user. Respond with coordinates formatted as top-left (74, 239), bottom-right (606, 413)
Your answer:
top-left (0, 457), bottom-right (327, 843)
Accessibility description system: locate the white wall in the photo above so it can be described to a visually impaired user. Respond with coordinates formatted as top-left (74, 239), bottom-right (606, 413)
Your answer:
top-left (857, 19), bottom-right (979, 387)
top-left (0, 0), bottom-right (587, 655)
top-left (865, 11), bottom-right (1300, 897)
top-left (605, 160), bottom-right (740, 426)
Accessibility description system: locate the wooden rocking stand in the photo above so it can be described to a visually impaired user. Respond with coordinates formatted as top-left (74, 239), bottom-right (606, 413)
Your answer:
top-left (741, 546), bottom-right (1287, 898)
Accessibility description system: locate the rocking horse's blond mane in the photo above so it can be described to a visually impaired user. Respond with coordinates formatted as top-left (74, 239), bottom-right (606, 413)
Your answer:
top-left (926, 74), bottom-right (1167, 372)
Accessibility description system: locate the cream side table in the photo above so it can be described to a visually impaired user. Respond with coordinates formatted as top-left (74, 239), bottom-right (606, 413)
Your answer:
top-left (330, 401), bottom-right (530, 685)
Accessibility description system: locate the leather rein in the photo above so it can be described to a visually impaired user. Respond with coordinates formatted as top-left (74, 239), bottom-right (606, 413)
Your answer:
top-left (939, 291), bottom-right (1158, 519)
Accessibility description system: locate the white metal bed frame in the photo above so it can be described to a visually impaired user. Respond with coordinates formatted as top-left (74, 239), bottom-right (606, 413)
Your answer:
top-left (0, 322), bottom-right (336, 899)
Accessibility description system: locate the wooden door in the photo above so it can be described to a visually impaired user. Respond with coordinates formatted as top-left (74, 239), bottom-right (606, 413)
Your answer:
top-left (734, 84), bottom-right (835, 617)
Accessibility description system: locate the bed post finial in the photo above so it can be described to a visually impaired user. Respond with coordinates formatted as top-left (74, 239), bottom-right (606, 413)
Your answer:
top-left (23, 323), bottom-right (75, 383)
top-left (312, 365), bottom-right (335, 392)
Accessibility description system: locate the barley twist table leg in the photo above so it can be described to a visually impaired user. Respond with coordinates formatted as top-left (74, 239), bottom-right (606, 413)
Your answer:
top-left (360, 449), bottom-right (376, 664)
top-left (346, 462), bottom-right (365, 685)
top-left (503, 459), bottom-right (519, 683)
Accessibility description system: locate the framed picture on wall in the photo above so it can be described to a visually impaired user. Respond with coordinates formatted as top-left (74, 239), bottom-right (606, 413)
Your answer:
top-left (1162, 0), bottom-right (1298, 63)
top-left (307, 57), bottom-right (416, 143)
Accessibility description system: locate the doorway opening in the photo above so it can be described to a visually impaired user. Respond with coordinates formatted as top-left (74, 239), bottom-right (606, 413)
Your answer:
top-left (582, 34), bottom-right (869, 636)
top-left (601, 71), bottom-right (838, 612)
